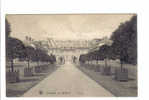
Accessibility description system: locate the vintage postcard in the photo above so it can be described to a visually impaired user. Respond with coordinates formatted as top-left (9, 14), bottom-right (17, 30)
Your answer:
top-left (6, 14), bottom-right (137, 97)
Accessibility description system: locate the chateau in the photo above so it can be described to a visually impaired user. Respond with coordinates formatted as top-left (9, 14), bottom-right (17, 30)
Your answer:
top-left (23, 36), bottom-right (112, 61)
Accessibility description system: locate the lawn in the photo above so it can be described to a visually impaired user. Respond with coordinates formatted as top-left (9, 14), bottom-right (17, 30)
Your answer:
top-left (76, 60), bottom-right (137, 97)
top-left (6, 62), bottom-right (59, 97)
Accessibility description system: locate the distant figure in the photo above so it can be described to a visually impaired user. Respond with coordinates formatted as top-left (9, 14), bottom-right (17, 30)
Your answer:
top-left (73, 56), bottom-right (77, 63)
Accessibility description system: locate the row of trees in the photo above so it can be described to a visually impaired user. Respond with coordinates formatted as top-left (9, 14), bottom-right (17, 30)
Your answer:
top-left (79, 15), bottom-right (137, 69)
top-left (6, 19), bottom-right (56, 72)
top-left (23, 46), bottom-right (56, 68)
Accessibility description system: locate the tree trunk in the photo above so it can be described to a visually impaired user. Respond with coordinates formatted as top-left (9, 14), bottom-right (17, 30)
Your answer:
top-left (120, 61), bottom-right (123, 72)
top-left (96, 60), bottom-right (98, 65)
top-left (37, 60), bottom-right (39, 66)
top-left (105, 58), bottom-right (108, 67)
top-left (11, 59), bottom-right (14, 72)
top-left (28, 59), bottom-right (30, 68)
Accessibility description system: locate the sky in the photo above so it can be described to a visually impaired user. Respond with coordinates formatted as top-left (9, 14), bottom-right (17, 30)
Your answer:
top-left (6, 14), bottom-right (134, 41)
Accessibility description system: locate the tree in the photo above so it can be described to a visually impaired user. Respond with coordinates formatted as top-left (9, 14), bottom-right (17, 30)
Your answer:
top-left (30, 47), bottom-right (56, 65)
top-left (33, 48), bottom-right (43, 66)
top-left (87, 51), bottom-right (98, 64)
top-left (79, 54), bottom-right (87, 64)
top-left (110, 15), bottom-right (137, 67)
top-left (49, 54), bottom-right (56, 64)
top-left (92, 50), bottom-right (101, 64)
top-left (6, 18), bottom-right (26, 72)
top-left (6, 37), bottom-right (26, 72)
top-left (98, 45), bottom-right (111, 67)
top-left (6, 19), bottom-right (11, 39)
top-left (25, 46), bottom-right (36, 68)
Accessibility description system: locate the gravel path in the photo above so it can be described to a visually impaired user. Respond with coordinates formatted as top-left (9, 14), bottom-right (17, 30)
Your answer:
top-left (23, 62), bottom-right (114, 97)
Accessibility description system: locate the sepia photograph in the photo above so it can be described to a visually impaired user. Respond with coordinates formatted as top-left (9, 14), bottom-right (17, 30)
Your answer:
top-left (5, 14), bottom-right (137, 97)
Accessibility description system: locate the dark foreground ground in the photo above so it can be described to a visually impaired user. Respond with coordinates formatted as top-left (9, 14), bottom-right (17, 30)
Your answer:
top-left (6, 63), bottom-right (59, 97)
top-left (6, 61), bottom-right (137, 97)
top-left (76, 63), bottom-right (137, 97)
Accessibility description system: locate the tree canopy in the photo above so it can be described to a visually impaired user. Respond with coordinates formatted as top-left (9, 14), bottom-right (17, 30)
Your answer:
top-left (79, 15), bottom-right (137, 65)
top-left (110, 15), bottom-right (137, 64)
top-left (6, 37), bottom-right (26, 60)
